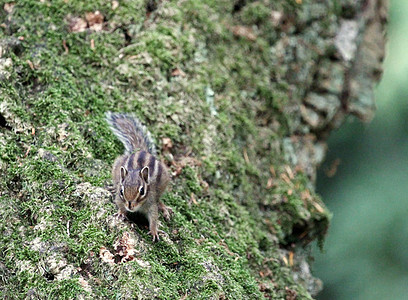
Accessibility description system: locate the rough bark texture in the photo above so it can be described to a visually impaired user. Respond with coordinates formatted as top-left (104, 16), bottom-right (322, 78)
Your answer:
top-left (0, 0), bottom-right (387, 299)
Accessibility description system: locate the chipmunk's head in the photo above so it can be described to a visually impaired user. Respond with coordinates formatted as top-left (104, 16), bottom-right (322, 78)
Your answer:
top-left (119, 166), bottom-right (149, 212)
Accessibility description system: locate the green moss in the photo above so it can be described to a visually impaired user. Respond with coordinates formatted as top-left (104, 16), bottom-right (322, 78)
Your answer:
top-left (240, 2), bottom-right (272, 25)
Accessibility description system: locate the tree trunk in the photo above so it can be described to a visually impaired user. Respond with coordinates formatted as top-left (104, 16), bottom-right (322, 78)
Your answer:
top-left (0, 0), bottom-right (387, 299)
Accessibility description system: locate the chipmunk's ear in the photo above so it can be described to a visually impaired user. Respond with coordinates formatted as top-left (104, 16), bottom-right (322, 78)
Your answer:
top-left (120, 166), bottom-right (128, 183)
top-left (140, 166), bottom-right (149, 184)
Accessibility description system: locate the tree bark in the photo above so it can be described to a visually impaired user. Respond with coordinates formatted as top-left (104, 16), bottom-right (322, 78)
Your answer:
top-left (0, 0), bottom-right (387, 299)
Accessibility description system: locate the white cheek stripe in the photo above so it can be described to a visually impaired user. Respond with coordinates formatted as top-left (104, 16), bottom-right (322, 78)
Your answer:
top-left (150, 159), bottom-right (159, 181)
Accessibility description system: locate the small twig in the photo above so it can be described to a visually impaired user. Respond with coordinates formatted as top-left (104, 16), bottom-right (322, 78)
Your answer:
top-left (67, 220), bottom-right (70, 236)
top-left (62, 40), bottom-right (69, 54)
top-left (24, 145), bottom-right (31, 157)
top-left (26, 60), bottom-right (35, 70)
top-left (243, 148), bottom-right (249, 163)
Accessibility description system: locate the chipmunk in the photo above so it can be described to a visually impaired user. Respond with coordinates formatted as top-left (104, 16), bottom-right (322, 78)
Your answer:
top-left (106, 112), bottom-right (172, 241)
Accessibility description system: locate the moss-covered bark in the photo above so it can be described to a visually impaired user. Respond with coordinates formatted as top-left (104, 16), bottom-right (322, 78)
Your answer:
top-left (0, 0), bottom-right (386, 299)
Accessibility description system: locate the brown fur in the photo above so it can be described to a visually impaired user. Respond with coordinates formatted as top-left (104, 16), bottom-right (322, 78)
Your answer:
top-left (107, 113), bottom-right (172, 241)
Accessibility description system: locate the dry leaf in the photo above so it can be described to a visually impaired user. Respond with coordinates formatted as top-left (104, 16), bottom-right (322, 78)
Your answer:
top-left (113, 232), bottom-right (136, 263)
top-left (26, 60), bottom-right (34, 70)
top-left (85, 11), bottom-right (104, 32)
top-left (325, 158), bottom-right (341, 177)
top-left (99, 247), bottom-right (115, 265)
top-left (288, 251), bottom-right (294, 266)
top-left (312, 201), bottom-right (325, 213)
top-left (189, 193), bottom-right (198, 205)
top-left (231, 25), bottom-right (257, 41)
top-left (68, 17), bottom-right (87, 33)
top-left (100, 232), bottom-right (137, 265)
top-left (270, 10), bottom-right (284, 27)
top-left (280, 173), bottom-right (291, 185)
top-left (111, 0), bottom-right (119, 10)
top-left (285, 165), bottom-right (295, 180)
top-left (282, 255), bottom-right (288, 266)
top-left (269, 165), bottom-right (276, 177)
top-left (171, 68), bottom-right (186, 77)
top-left (4, 2), bottom-right (15, 14)
top-left (266, 178), bottom-right (274, 189)
top-left (162, 137), bottom-right (173, 151)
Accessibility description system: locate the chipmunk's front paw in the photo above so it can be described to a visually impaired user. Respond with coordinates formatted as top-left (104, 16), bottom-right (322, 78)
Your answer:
top-left (159, 203), bottom-right (173, 221)
top-left (148, 228), bottom-right (166, 242)
top-left (162, 209), bottom-right (172, 222)
top-left (113, 212), bottom-right (127, 221)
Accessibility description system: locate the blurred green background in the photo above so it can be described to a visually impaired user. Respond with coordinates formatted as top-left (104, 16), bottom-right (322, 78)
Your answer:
top-left (315, 1), bottom-right (408, 299)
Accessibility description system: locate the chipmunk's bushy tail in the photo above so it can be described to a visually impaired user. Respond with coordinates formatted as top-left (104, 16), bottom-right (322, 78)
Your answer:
top-left (105, 112), bottom-right (156, 156)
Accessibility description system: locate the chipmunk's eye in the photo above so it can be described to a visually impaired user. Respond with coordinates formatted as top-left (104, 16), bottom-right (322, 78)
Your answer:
top-left (139, 186), bottom-right (145, 196)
